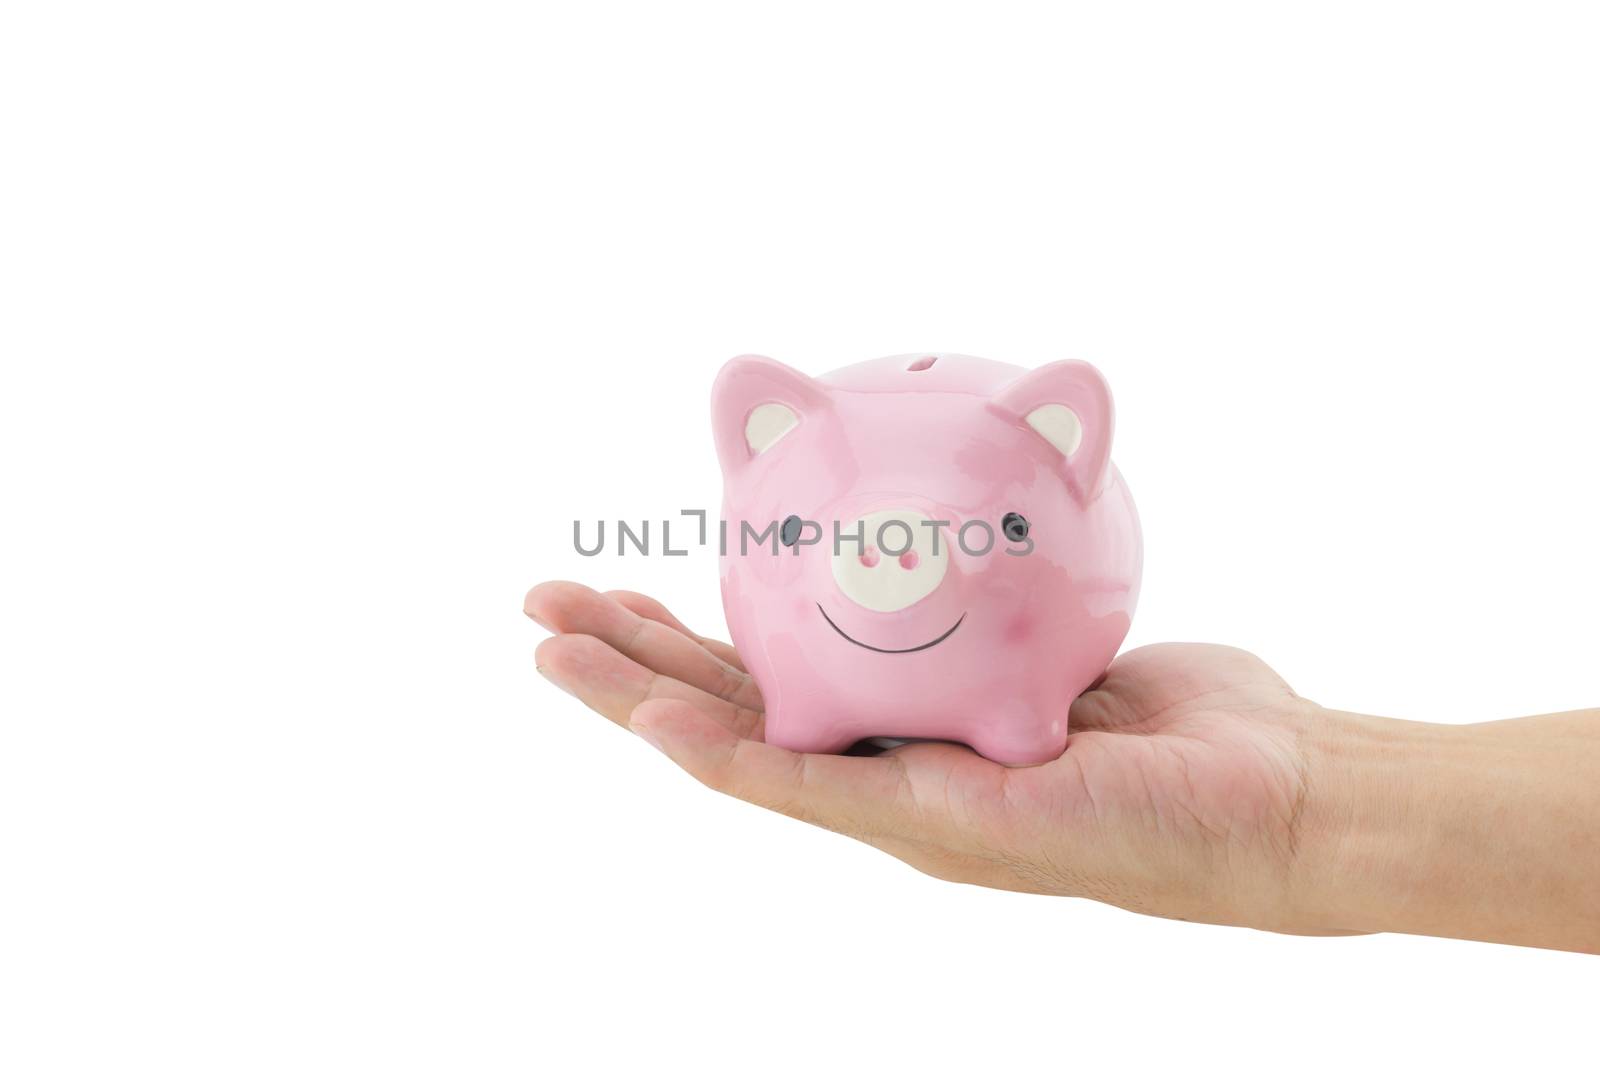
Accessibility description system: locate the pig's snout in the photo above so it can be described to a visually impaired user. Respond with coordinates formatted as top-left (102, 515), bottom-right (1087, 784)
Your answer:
top-left (828, 508), bottom-right (950, 612)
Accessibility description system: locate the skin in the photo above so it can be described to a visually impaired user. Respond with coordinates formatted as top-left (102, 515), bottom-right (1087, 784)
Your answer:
top-left (526, 581), bottom-right (1600, 953)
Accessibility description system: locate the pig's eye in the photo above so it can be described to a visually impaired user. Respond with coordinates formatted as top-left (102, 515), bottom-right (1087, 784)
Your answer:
top-left (780, 515), bottom-right (805, 546)
top-left (1001, 512), bottom-right (1030, 542)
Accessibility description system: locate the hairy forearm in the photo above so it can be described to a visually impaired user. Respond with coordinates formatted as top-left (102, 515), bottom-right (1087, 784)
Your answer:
top-left (1290, 707), bottom-right (1600, 952)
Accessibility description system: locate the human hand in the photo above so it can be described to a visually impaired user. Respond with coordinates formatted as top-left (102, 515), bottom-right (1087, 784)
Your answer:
top-left (525, 580), bottom-right (1347, 934)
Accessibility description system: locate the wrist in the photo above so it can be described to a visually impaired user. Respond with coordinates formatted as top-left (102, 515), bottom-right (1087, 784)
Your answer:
top-left (1285, 706), bottom-right (1600, 951)
top-left (1286, 709), bottom-right (1473, 937)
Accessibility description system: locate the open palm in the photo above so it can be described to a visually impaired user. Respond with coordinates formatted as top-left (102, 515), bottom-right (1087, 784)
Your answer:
top-left (527, 581), bottom-right (1342, 934)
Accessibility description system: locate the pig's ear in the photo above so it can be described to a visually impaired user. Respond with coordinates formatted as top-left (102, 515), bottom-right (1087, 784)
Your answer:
top-left (711, 355), bottom-right (830, 472)
top-left (992, 360), bottom-right (1115, 503)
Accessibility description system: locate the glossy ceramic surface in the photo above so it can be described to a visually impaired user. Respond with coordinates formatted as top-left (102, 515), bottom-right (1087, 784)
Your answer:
top-left (712, 353), bottom-right (1142, 765)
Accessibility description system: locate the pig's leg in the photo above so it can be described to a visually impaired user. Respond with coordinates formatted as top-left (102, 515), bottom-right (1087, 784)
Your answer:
top-left (762, 707), bottom-right (858, 755)
top-left (966, 719), bottom-right (1069, 767)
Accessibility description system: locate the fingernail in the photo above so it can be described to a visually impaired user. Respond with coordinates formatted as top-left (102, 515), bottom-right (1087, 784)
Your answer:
top-left (528, 609), bottom-right (555, 633)
top-left (631, 721), bottom-right (668, 755)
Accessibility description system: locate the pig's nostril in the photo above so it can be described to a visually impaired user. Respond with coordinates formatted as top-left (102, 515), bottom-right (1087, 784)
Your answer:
top-left (830, 508), bottom-right (949, 612)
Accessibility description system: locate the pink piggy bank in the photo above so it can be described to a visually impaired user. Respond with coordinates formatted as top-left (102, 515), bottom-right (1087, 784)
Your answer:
top-left (712, 353), bottom-right (1142, 766)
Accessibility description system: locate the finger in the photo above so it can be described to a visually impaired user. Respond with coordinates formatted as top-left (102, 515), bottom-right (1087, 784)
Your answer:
top-left (629, 699), bottom-right (985, 844)
top-left (604, 589), bottom-right (747, 672)
top-left (536, 633), bottom-right (763, 740)
top-left (526, 581), bottom-right (763, 712)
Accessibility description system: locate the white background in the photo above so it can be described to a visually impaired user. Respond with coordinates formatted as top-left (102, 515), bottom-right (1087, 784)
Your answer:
top-left (3, 1), bottom-right (1597, 1063)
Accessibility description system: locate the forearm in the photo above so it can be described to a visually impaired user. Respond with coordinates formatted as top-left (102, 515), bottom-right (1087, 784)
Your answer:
top-left (1290, 707), bottom-right (1600, 952)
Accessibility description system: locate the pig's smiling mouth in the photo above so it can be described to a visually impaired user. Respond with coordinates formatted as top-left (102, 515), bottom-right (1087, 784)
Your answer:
top-left (816, 604), bottom-right (966, 654)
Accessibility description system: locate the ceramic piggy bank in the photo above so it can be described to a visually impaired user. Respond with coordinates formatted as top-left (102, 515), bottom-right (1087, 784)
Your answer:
top-left (712, 353), bottom-right (1141, 766)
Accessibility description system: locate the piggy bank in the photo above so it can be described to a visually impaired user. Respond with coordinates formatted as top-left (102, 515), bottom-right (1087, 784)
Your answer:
top-left (712, 353), bottom-right (1141, 766)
